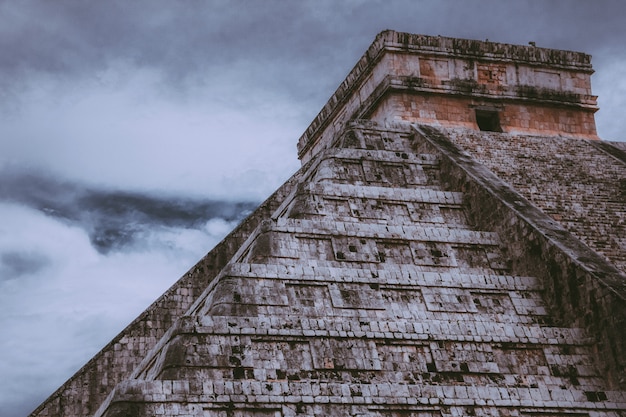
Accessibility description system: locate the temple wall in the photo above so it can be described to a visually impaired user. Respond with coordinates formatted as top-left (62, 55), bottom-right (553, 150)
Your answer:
top-left (370, 93), bottom-right (598, 138)
top-left (413, 124), bottom-right (626, 388)
top-left (297, 30), bottom-right (598, 164)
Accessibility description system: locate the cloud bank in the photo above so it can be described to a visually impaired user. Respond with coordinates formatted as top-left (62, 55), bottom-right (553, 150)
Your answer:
top-left (0, 175), bottom-right (256, 415)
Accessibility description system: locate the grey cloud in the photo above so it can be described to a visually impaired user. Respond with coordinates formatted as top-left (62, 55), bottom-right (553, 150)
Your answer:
top-left (3, 1), bottom-right (625, 112)
top-left (79, 191), bottom-right (257, 253)
top-left (0, 251), bottom-right (49, 280)
top-left (4, 1), bottom-right (625, 76)
top-left (1, 1), bottom-right (355, 93)
top-left (0, 168), bottom-right (257, 253)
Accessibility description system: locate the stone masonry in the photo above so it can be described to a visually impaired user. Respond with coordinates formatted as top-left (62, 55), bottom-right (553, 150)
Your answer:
top-left (442, 129), bottom-right (626, 274)
top-left (30, 31), bottom-right (626, 417)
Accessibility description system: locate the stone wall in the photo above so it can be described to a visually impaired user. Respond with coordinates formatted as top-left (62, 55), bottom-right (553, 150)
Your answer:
top-left (440, 129), bottom-right (626, 273)
top-left (297, 30), bottom-right (597, 163)
top-left (609, 141), bottom-right (626, 153)
top-left (413, 124), bottom-right (626, 388)
top-left (369, 92), bottom-right (598, 138)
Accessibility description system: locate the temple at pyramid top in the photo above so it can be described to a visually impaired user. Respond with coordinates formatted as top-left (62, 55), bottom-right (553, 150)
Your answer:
top-left (298, 30), bottom-right (599, 163)
top-left (30, 31), bottom-right (626, 417)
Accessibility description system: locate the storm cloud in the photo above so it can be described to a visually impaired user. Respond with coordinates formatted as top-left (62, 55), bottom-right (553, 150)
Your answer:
top-left (1, 1), bottom-right (626, 416)
top-left (0, 169), bottom-right (257, 252)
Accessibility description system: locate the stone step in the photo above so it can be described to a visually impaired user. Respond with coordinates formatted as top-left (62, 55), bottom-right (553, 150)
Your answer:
top-left (335, 123), bottom-right (420, 154)
top-left (198, 277), bottom-right (548, 318)
top-left (271, 218), bottom-right (500, 245)
top-left (179, 316), bottom-right (593, 347)
top-left (106, 380), bottom-right (626, 411)
top-left (155, 369), bottom-right (610, 399)
top-left (240, 219), bottom-right (506, 270)
top-left (284, 184), bottom-right (468, 226)
top-left (330, 148), bottom-right (440, 165)
top-left (307, 182), bottom-right (463, 204)
top-left (311, 150), bottom-right (441, 187)
top-left (223, 263), bottom-right (540, 291)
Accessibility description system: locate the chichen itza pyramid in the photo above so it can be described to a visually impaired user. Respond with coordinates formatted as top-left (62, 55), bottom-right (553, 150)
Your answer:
top-left (31, 30), bottom-right (626, 417)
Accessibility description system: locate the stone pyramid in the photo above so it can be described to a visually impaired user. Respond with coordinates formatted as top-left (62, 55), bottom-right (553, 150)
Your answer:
top-left (31, 31), bottom-right (626, 417)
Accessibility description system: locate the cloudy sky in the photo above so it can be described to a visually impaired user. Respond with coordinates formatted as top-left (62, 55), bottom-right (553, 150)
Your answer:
top-left (1, 1), bottom-right (625, 415)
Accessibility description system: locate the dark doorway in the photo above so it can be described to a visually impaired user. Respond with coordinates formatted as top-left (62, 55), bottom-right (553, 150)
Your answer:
top-left (475, 110), bottom-right (502, 132)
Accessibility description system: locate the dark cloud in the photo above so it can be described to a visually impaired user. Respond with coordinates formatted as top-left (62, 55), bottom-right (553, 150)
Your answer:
top-left (1, 1), bottom-right (356, 100)
top-left (2, 2), bottom-right (623, 71)
top-left (2, 1), bottom-right (625, 135)
top-left (4, 0), bottom-right (620, 103)
top-left (0, 168), bottom-right (257, 253)
top-left (79, 192), bottom-right (256, 252)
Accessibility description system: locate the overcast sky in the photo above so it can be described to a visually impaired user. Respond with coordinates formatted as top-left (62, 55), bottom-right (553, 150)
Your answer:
top-left (2, 1), bottom-right (626, 416)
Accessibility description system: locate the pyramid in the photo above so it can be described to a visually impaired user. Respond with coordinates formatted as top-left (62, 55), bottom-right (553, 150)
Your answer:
top-left (31, 31), bottom-right (626, 417)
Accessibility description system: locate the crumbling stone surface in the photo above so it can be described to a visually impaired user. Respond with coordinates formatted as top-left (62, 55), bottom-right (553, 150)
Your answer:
top-left (95, 123), bottom-right (626, 417)
top-left (441, 128), bottom-right (626, 274)
top-left (414, 123), bottom-right (626, 391)
top-left (610, 141), bottom-right (626, 153)
top-left (298, 30), bottom-right (598, 163)
top-left (370, 93), bottom-right (598, 139)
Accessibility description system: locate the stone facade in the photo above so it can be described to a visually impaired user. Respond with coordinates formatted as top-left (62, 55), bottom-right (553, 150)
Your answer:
top-left (30, 31), bottom-right (626, 417)
top-left (370, 95), bottom-right (598, 138)
top-left (297, 31), bottom-right (598, 164)
top-left (441, 129), bottom-right (626, 274)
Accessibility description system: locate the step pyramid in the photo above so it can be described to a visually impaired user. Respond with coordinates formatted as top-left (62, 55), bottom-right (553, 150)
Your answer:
top-left (31, 31), bottom-right (626, 417)
top-left (89, 121), bottom-right (624, 417)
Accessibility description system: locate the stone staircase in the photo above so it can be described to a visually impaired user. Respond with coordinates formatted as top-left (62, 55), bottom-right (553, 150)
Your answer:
top-left (97, 123), bottom-right (626, 417)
